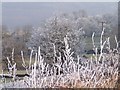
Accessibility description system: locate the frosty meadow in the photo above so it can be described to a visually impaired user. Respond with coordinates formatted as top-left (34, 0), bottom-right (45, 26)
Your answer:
top-left (0, 29), bottom-right (119, 88)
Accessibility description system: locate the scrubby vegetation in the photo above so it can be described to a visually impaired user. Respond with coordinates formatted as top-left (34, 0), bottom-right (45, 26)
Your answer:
top-left (1, 10), bottom-right (119, 88)
top-left (2, 11), bottom-right (118, 70)
top-left (0, 30), bottom-right (119, 88)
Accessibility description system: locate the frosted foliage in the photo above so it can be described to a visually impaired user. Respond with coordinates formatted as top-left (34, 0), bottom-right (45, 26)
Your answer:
top-left (1, 32), bottom-right (119, 88)
top-left (27, 13), bottom-right (86, 61)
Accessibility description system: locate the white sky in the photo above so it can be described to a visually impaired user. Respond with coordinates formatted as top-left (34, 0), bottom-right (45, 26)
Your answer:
top-left (1, 0), bottom-right (120, 2)
top-left (0, 0), bottom-right (119, 28)
top-left (2, 2), bottom-right (117, 28)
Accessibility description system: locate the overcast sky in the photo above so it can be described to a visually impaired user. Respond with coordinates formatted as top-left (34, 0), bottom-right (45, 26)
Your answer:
top-left (2, 2), bottom-right (118, 28)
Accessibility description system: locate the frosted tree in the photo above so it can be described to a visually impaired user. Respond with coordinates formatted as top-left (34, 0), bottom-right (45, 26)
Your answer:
top-left (27, 12), bottom-right (86, 62)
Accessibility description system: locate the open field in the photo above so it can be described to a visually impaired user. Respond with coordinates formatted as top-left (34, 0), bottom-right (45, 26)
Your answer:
top-left (85, 36), bottom-right (107, 50)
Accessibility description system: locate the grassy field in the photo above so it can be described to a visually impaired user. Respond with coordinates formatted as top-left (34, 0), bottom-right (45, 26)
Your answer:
top-left (85, 36), bottom-right (107, 50)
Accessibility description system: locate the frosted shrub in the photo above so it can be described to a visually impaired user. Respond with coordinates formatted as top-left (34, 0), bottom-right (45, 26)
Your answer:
top-left (1, 31), bottom-right (119, 88)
